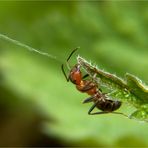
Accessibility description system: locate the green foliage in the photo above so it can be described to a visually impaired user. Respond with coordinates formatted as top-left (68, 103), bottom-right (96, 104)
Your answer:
top-left (0, 1), bottom-right (148, 147)
top-left (78, 56), bottom-right (148, 122)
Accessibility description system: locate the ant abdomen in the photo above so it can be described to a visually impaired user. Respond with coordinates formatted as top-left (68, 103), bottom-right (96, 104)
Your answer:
top-left (96, 99), bottom-right (122, 112)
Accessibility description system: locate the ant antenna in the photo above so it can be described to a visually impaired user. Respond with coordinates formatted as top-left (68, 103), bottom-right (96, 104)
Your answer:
top-left (66, 47), bottom-right (79, 70)
top-left (61, 64), bottom-right (69, 82)
top-left (67, 47), bottom-right (79, 62)
top-left (61, 47), bottom-right (79, 81)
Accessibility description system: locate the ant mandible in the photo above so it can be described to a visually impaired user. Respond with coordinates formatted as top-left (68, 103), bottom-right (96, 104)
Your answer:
top-left (61, 48), bottom-right (127, 117)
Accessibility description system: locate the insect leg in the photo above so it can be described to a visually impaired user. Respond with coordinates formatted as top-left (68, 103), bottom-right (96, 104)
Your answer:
top-left (83, 96), bottom-right (94, 103)
top-left (81, 73), bottom-right (102, 92)
top-left (111, 112), bottom-right (128, 117)
top-left (82, 74), bottom-right (89, 79)
top-left (88, 100), bottom-right (100, 115)
top-left (89, 111), bottom-right (109, 115)
top-left (88, 97), bottom-right (113, 115)
top-left (99, 88), bottom-right (102, 92)
top-left (89, 110), bottom-right (128, 117)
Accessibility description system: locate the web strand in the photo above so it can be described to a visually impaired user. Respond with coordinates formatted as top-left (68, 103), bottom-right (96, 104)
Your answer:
top-left (0, 33), bottom-right (60, 62)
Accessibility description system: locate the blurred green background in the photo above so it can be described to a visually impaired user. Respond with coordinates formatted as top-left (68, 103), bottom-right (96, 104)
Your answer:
top-left (0, 1), bottom-right (148, 147)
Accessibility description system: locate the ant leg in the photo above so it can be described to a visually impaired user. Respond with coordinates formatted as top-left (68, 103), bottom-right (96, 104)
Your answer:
top-left (92, 73), bottom-right (98, 82)
top-left (88, 98), bottom-right (112, 115)
top-left (89, 110), bottom-right (128, 117)
top-left (83, 96), bottom-right (94, 104)
top-left (111, 112), bottom-right (128, 117)
top-left (88, 100), bottom-right (100, 115)
top-left (82, 74), bottom-right (89, 79)
top-left (89, 111), bottom-right (109, 115)
top-left (61, 64), bottom-right (69, 82)
top-left (99, 88), bottom-right (102, 92)
top-left (90, 73), bottom-right (102, 92)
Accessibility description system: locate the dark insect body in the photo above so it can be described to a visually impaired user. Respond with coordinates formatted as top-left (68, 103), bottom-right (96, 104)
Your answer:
top-left (61, 48), bottom-right (126, 116)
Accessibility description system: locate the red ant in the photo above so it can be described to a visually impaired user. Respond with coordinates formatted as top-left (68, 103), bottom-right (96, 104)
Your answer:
top-left (61, 48), bottom-right (97, 96)
top-left (61, 48), bottom-right (127, 116)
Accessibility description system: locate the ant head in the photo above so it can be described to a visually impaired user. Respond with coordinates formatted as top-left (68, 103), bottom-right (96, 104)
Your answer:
top-left (61, 47), bottom-right (81, 83)
top-left (69, 64), bottom-right (82, 85)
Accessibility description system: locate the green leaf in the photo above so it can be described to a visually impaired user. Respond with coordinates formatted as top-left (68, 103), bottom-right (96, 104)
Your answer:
top-left (1, 1), bottom-right (148, 147)
top-left (125, 73), bottom-right (148, 103)
top-left (78, 56), bottom-right (148, 122)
